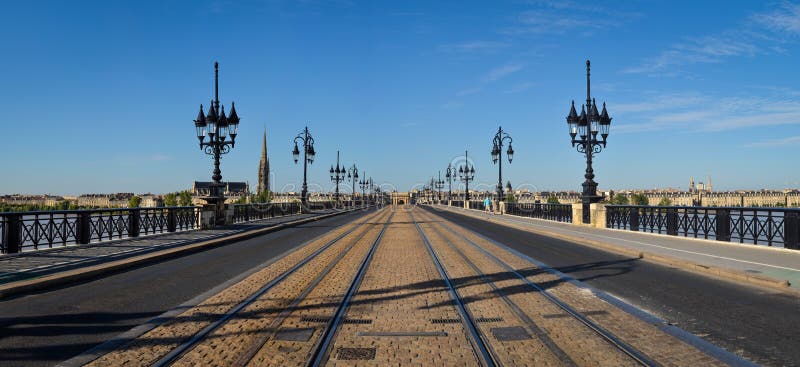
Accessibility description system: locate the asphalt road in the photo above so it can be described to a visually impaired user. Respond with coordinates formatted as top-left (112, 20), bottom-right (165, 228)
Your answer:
top-left (424, 206), bottom-right (800, 367)
top-left (0, 209), bottom-right (374, 367)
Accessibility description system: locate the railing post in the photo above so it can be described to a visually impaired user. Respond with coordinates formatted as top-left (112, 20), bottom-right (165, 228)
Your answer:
top-left (129, 209), bottom-right (140, 238)
top-left (666, 208), bottom-right (678, 236)
top-left (4, 214), bottom-right (22, 254)
top-left (630, 207), bottom-right (640, 231)
top-left (167, 207), bottom-right (177, 232)
top-left (784, 212), bottom-right (799, 250)
top-left (78, 211), bottom-right (91, 244)
top-left (716, 208), bottom-right (731, 242)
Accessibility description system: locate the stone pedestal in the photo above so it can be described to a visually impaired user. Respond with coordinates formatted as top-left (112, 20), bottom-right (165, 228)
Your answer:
top-left (590, 203), bottom-right (607, 228)
top-left (199, 208), bottom-right (216, 229)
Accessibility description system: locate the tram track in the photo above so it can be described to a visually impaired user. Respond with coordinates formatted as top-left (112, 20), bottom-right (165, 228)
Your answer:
top-left (413, 208), bottom-right (658, 367)
top-left (159, 208), bottom-right (392, 367)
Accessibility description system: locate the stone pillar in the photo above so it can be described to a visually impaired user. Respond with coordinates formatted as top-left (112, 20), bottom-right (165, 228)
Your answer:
top-left (571, 203), bottom-right (583, 225)
top-left (464, 200), bottom-right (469, 209)
top-left (590, 203), bottom-right (607, 228)
top-left (199, 208), bottom-right (216, 229)
top-left (224, 205), bottom-right (235, 225)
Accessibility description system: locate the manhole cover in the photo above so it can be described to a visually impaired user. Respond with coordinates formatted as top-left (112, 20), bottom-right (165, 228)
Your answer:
top-left (336, 347), bottom-right (376, 360)
top-left (275, 327), bottom-right (316, 342)
top-left (491, 326), bottom-right (531, 341)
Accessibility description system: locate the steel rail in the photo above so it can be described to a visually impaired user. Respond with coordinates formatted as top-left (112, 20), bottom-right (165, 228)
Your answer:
top-left (151, 208), bottom-right (386, 367)
top-left (416, 209), bottom-right (578, 366)
top-left (232, 209), bottom-right (395, 367)
top-left (422, 207), bottom-right (660, 367)
top-left (410, 210), bottom-right (498, 367)
top-left (307, 209), bottom-right (395, 367)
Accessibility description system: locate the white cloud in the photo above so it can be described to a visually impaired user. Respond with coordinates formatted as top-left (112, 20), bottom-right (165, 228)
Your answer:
top-left (612, 90), bottom-right (800, 134)
top-left (482, 63), bottom-right (523, 82)
top-left (504, 82), bottom-right (534, 94)
top-left (744, 135), bottom-right (800, 148)
top-left (752, 2), bottom-right (800, 34)
top-left (623, 34), bottom-right (760, 74)
top-left (439, 41), bottom-right (509, 53)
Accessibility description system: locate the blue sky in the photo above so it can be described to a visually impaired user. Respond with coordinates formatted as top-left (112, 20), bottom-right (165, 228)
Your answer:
top-left (3, 0), bottom-right (800, 195)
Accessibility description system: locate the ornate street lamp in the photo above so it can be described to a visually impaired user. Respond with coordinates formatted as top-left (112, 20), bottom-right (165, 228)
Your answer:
top-left (347, 163), bottom-right (358, 208)
top-left (445, 163), bottom-right (454, 201)
top-left (566, 60), bottom-right (612, 224)
top-left (491, 126), bottom-right (513, 203)
top-left (434, 171), bottom-right (445, 204)
top-left (193, 62), bottom-right (240, 223)
top-left (458, 150), bottom-right (476, 201)
top-left (293, 126), bottom-right (316, 208)
top-left (329, 150), bottom-right (345, 204)
top-left (359, 171), bottom-right (369, 208)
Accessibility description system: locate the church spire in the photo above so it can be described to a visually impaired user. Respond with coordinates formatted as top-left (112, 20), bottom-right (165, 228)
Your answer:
top-left (261, 128), bottom-right (267, 158)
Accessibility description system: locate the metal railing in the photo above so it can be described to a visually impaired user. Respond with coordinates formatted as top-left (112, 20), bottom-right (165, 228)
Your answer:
top-left (449, 200), bottom-right (464, 208)
top-left (505, 202), bottom-right (573, 223)
top-left (468, 201), bottom-right (485, 211)
top-left (606, 205), bottom-right (800, 249)
top-left (0, 206), bottom-right (200, 254)
top-left (232, 202), bottom-right (301, 223)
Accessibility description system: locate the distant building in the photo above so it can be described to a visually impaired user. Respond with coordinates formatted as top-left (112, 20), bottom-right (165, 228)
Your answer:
top-left (191, 181), bottom-right (249, 204)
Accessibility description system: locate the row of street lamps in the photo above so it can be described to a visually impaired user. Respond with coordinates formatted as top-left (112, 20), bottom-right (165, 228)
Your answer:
top-left (193, 60), bottom-right (611, 224)
top-left (427, 60), bottom-right (612, 223)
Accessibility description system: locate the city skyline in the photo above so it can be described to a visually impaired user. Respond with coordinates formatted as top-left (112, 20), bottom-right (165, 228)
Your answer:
top-left (3, 1), bottom-right (800, 194)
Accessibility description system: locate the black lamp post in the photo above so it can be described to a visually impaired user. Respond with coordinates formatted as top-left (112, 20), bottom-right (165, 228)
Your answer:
top-left (359, 171), bottom-right (369, 208)
top-left (329, 150), bottom-right (345, 204)
top-left (566, 60), bottom-right (612, 224)
top-left (445, 163), bottom-right (454, 201)
top-left (193, 62), bottom-right (240, 223)
top-left (458, 150), bottom-right (476, 202)
top-left (347, 163), bottom-right (358, 208)
top-left (491, 126), bottom-right (514, 203)
top-left (434, 171), bottom-right (445, 204)
top-left (292, 126), bottom-right (316, 208)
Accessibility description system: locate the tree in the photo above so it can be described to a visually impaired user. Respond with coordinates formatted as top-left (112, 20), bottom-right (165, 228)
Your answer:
top-left (505, 194), bottom-right (516, 203)
top-left (630, 193), bottom-right (649, 206)
top-left (163, 192), bottom-right (178, 207)
top-left (657, 197), bottom-right (672, 206)
top-left (128, 195), bottom-right (142, 208)
top-left (179, 191), bottom-right (193, 206)
top-left (546, 195), bottom-right (560, 204)
top-left (610, 194), bottom-right (629, 205)
top-left (255, 190), bottom-right (272, 203)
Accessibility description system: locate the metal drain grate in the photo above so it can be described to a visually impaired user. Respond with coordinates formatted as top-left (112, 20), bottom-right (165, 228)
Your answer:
top-left (336, 347), bottom-right (376, 360)
top-left (343, 318), bottom-right (373, 324)
top-left (491, 326), bottom-right (532, 341)
top-left (475, 317), bottom-right (504, 323)
top-left (301, 316), bottom-right (331, 323)
top-left (430, 318), bottom-right (460, 324)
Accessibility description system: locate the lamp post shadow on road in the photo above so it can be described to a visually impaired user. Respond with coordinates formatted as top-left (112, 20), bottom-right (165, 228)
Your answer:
top-left (566, 60), bottom-right (613, 224)
top-left (193, 62), bottom-right (240, 225)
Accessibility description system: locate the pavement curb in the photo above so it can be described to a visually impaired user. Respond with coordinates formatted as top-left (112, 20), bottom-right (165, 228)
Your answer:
top-left (428, 205), bottom-right (796, 294)
top-left (0, 210), bottom-right (359, 299)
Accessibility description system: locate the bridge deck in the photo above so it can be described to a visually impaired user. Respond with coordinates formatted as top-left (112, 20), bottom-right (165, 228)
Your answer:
top-left (74, 206), bottom-right (744, 367)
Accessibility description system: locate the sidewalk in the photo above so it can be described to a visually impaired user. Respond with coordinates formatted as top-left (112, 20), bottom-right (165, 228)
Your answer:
top-left (430, 205), bottom-right (800, 292)
top-left (0, 210), bottom-right (348, 297)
